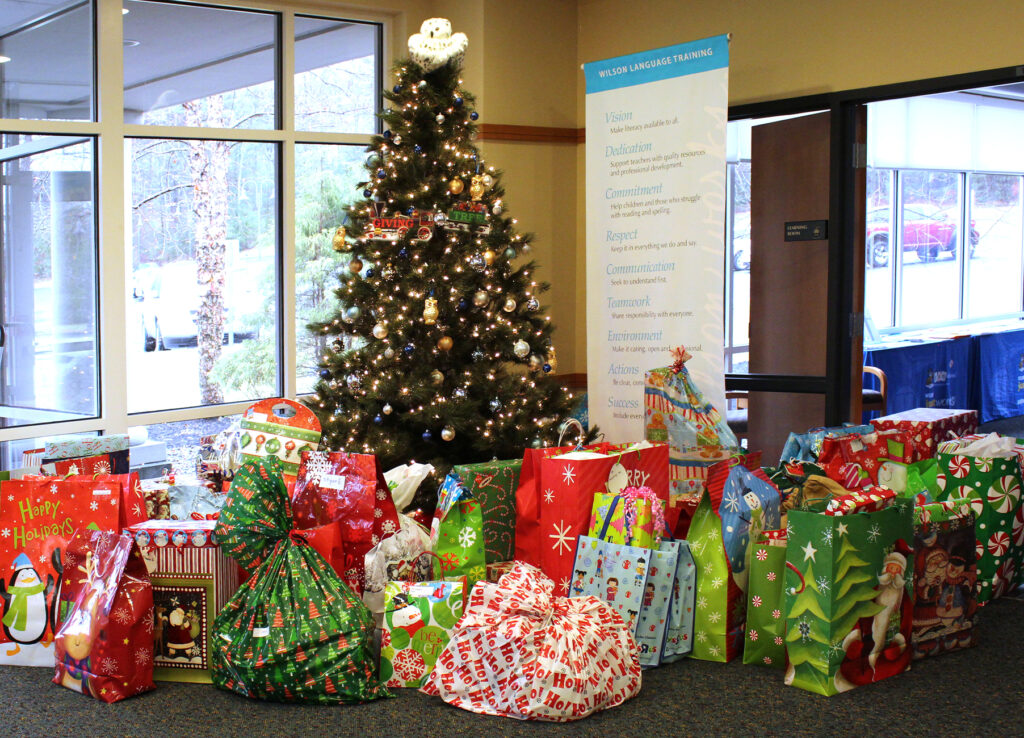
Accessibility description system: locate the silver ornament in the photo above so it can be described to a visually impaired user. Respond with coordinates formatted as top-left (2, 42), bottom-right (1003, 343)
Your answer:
top-left (382, 403), bottom-right (393, 415)
top-left (469, 253), bottom-right (485, 271)
top-left (472, 290), bottom-right (489, 307)
top-left (489, 398), bottom-right (502, 412)
top-left (384, 347), bottom-right (395, 359)
top-left (346, 374), bottom-right (360, 389)
top-left (434, 212), bottom-right (447, 225)
top-left (530, 437), bottom-right (544, 449)
top-left (502, 297), bottom-right (517, 313)
top-left (441, 425), bottom-right (455, 442)
top-left (472, 349), bottom-right (485, 361)
top-left (345, 306), bottom-right (361, 322)
top-left (393, 135), bottom-right (402, 145)
top-left (436, 113), bottom-right (445, 124)
top-left (513, 339), bottom-right (530, 358)
top-left (526, 297), bottom-right (540, 311)
top-left (481, 174), bottom-right (493, 187)
top-left (372, 323), bottom-right (388, 339)
top-left (492, 200), bottom-right (503, 215)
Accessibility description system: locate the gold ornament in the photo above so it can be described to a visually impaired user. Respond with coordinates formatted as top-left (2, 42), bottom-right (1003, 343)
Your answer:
top-left (331, 226), bottom-right (347, 252)
top-left (547, 347), bottom-right (558, 373)
top-left (449, 178), bottom-right (464, 195)
top-left (423, 297), bottom-right (439, 325)
top-left (482, 249), bottom-right (496, 266)
top-left (431, 370), bottom-right (444, 384)
top-left (469, 174), bottom-right (486, 201)
top-left (348, 258), bottom-right (363, 273)
top-left (437, 336), bottom-right (453, 351)
top-left (528, 354), bottom-right (543, 371)
top-left (441, 425), bottom-right (455, 442)
top-left (472, 290), bottom-right (489, 307)
top-left (502, 297), bottom-right (517, 313)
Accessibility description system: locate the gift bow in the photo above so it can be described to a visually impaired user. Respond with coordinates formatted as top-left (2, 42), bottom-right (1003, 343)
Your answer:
top-left (670, 345), bottom-right (692, 374)
top-left (619, 486), bottom-right (666, 544)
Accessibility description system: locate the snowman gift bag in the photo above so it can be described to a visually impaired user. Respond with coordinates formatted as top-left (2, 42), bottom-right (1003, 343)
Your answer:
top-left (380, 574), bottom-right (467, 688)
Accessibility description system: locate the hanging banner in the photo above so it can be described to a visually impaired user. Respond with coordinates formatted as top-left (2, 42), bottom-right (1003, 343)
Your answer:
top-left (584, 35), bottom-right (729, 441)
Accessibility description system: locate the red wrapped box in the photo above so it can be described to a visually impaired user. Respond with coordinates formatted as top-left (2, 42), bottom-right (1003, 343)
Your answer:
top-left (126, 519), bottom-right (241, 683)
top-left (871, 408), bottom-right (979, 461)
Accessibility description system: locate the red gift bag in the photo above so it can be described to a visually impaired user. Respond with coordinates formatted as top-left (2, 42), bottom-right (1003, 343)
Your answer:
top-left (53, 529), bottom-right (154, 702)
top-left (291, 451), bottom-right (400, 594)
top-left (0, 478), bottom-right (121, 665)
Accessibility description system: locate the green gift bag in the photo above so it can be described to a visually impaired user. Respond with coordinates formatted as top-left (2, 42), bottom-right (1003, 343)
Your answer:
top-left (452, 458), bottom-right (521, 564)
top-left (587, 491), bottom-right (661, 548)
top-left (211, 457), bottom-right (389, 704)
top-left (742, 530), bottom-right (788, 668)
top-left (784, 499), bottom-right (915, 696)
top-left (430, 473), bottom-right (487, 587)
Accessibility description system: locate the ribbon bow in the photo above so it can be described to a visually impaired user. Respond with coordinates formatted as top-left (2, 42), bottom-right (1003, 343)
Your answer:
top-left (619, 485), bottom-right (666, 543)
top-left (670, 345), bottom-right (692, 373)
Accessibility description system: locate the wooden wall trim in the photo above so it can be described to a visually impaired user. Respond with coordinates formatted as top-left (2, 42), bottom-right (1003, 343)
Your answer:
top-left (477, 123), bottom-right (585, 143)
top-left (559, 372), bottom-right (588, 390)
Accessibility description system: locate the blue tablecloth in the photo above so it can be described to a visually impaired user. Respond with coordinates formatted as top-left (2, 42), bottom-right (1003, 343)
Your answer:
top-left (864, 336), bottom-right (976, 419)
top-left (975, 329), bottom-right (1024, 423)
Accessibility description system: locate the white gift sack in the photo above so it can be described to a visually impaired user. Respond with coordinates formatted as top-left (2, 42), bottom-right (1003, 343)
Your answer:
top-left (384, 462), bottom-right (435, 512)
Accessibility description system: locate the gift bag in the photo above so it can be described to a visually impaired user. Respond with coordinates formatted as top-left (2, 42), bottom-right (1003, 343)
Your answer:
top-left (912, 499), bottom-right (978, 659)
top-left (422, 562), bottom-right (641, 722)
top-left (380, 560), bottom-right (467, 688)
top-left (571, 533), bottom-right (652, 641)
top-left (211, 458), bottom-right (389, 704)
top-left (0, 477), bottom-right (121, 665)
top-left (784, 499), bottom-right (915, 696)
top-left (742, 529), bottom-right (788, 668)
top-left (660, 539), bottom-right (697, 663)
top-left (778, 424), bottom-right (874, 465)
top-left (363, 514), bottom-right (432, 626)
top-left (452, 458), bottom-right (521, 564)
top-left (239, 398), bottom-right (321, 479)
top-left (588, 490), bottom-right (661, 548)
top-left (818, 429), bottom-right (915, 490)
top-left (291, 450), bottom-right (401, 594)
top-left (430, 474), bottom-right (487, 587)
top-left (644, 348), bottom-right (741, 523)
top-left (52, 529), bottom-right (154, 702)
top-left (687, 454), bottom-right (781, 662)
top-left (934, 437), bottom-right (1023, 602)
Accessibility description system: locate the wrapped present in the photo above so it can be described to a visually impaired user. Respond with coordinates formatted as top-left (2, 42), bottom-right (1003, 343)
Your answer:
top-left (0, 476), bottom-right (124, 665)
top-left (871, 408), bottom-right (979, 461)
top-left (784, 500), bottom-right (915, 695)
top-left (818, 429), bottom-right (916, 489)
top-left (141, 482), bottom-right (171, 520)
top-left (52, 529), bottom-right (154, 702)
top-left (778, 424), bottom-right (874, 465)
top-left (743, 529), bottom-right (788, 669)
top-left (126, 518), bottom-right (241, 683)
top-left (239, 398), bottom-right (321, 479)
top-left (912, 499), bottom-right (978, 659)
top-left (380, 573), bottom-right (467, 688)
top-left (688, 455), bottom-right (781, 662)
top-left (42, 451), bottom-right (129, 477)
top-left (43, 434), bottom-right (130, 461)
top-left (291, 450), bottom-right (400, 594)
top-left (452, 458), bottom-right (521, 564)
top-left (644, 349), bottom-right (741, 520)
top-left (587, 487), bottom-right (665, 549)
top-left (431, 474), bottom-right (487, 588)
top-left (211, 458), bottom-right (389, 704)
top-left (486, 560), bottom-right (516, 583)
top-left (824, 487), bottom-right (898, 516)
top-left (422, 562), bottom-right (641, 721)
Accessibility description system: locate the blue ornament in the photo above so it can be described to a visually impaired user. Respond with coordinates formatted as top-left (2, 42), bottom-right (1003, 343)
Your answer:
top-left (422, 430), bottom-right (433, 441)
top-left (405, 206), bottom-right (414, 215)
top-left (399, 248), bottom-right (409, 259)
top-left (365, 268), bottom-right (375, 278)
top-left (374, 414), bottom-right (383, 424)
top-left (404, 343), bottom-right (415, 355)
top-left (414, 144), bottom-right (423, 154)
top-left (392, 85), bottom-right (401, 93)
top-left (376, 168), bottom-right (386, 179)
top-left (543, 363), bottom-right (552, 373)
top-left (383, 130), bottom-right (392, 139)
top-left (457, 298), bottom-right (468, 311)
top-left (319, 368), bottom-right (331, 379)
top-left (454, 97), bottom-right (463, 107)
top-left (470, 111), bottom-right (479, 121)
top-left (363, 189), bottom-right (372, 198)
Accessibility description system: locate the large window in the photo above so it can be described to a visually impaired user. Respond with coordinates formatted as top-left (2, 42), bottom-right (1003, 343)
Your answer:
top-left (0, 1), bottom-right (383, 466)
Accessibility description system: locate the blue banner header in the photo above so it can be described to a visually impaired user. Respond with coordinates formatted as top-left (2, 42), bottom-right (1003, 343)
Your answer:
top-left (584, 34), bottom-right (729, 94)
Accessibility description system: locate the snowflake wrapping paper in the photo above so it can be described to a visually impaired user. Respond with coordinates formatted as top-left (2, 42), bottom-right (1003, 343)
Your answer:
top-left (126, 518), bottom-right (241, 683)
top-left (52, 529), bottom-right (155, 703)
top-left (212, 457), bottom-right (389, 704)
top-left (430, 474), bottom-right (487, 587)
top-left (871, 408), bottom-right (979, 462)
top-left (688, 455), bottom-right (781, 663)
top-left (421, 562), bottom-right (641, 721)
top-left (784, 499), bottom-right (915, 696)
top-left (380, 577), bottom-right (466, 687)
top-left (932, 437), bottom-right (1024, 603)
top-left (452, 458), bottom-right (521, 564)
top-left (0, 476), bottom-right (124, 665)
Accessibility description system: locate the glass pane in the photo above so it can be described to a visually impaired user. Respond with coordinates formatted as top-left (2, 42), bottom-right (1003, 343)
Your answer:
top-left (123, 0), bottom-right (276, 129)
top-left (127, 138), bottom-right (278, 413)
top-left (131, 414), bottom-right (240, 479)
top-left (898, 170), bottom-right (962, 326)
top-left (966, 173), bottom-right (1023, 319)
top-left (295, 16), bottom-right (378, 134)
top-left (295, 144), bottom-right (366, 394)
top-left (0, 1), bottom-right (93, 121)
top-left (865, 168), bottom-right (894, 329)
top-left (0, 134), bottom-right (98, 429)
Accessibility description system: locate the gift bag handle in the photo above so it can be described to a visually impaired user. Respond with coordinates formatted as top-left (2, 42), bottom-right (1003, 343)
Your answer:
top-left (408, 550), bottom-right (444, 581)
top-left (557, 418), bottom-right (586, 449)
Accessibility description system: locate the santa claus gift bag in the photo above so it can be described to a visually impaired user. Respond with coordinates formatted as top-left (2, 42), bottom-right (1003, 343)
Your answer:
top-left (783, 497), bottom-right (915, 696)
top-left (911, 499), bottom-right (978, 659)
top-left (212, 457), bottom-right (389, 704)
top-left (687, 454), bottom-right (781, 662)
top-left (52, 529), bottom-right (154, 703)
top-left (422, 562), bottom-right (641, 721)
top-left (291, 450), bottom-right (401, 594)
top-left (0, 477), bottom-right (121, 666)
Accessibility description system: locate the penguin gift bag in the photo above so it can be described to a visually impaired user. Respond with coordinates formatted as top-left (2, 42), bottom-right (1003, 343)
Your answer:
top-left (53, 529), bottom-right (155, 702)
top-left (0, 477), bottom-right (121, 666)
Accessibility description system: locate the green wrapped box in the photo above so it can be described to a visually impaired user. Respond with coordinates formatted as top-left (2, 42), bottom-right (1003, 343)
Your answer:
top-left (453, 459), bottom-right (521, 564)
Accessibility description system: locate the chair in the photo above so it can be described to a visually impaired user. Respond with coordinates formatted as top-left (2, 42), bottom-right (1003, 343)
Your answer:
top-left (862, 365), bottom-right (888, 415)
top-left (725, 391), bottom-right (749, 443)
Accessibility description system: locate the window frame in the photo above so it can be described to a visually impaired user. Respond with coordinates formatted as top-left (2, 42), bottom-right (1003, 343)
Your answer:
top-left (0, 0), bottom-right (388, 455)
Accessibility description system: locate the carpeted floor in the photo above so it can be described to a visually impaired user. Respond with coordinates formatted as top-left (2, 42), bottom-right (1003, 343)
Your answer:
top-left (3, 594), bottom-right (1022, 737)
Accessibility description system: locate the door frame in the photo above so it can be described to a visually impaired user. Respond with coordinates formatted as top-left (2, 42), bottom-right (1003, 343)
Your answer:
top-left (726, 63), bottom-right (1024, 426)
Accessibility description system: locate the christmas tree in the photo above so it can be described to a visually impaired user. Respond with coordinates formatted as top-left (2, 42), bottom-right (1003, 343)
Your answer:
top-left (309, 19), bottom-right (584, 479)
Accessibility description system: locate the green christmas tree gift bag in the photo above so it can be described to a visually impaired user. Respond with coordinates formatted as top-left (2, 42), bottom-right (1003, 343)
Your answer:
top-left (783, 497), bottom-right (915, 696)
top-left (430, 473), bottom-right (487, 587)
top-left (452, 458), bottom-right (521, 564)
top-left (742, 529), bottom-right (788, 669)
top-left (211, 457), bottom-right (389, 704)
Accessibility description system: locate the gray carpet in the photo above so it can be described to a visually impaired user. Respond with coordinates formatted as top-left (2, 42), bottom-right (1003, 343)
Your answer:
top-left (3, 595), bottom-right (1022, 737)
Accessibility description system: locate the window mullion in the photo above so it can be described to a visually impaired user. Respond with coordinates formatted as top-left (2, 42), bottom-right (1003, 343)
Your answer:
top-left (280, 10), bottom-right (297, 399)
